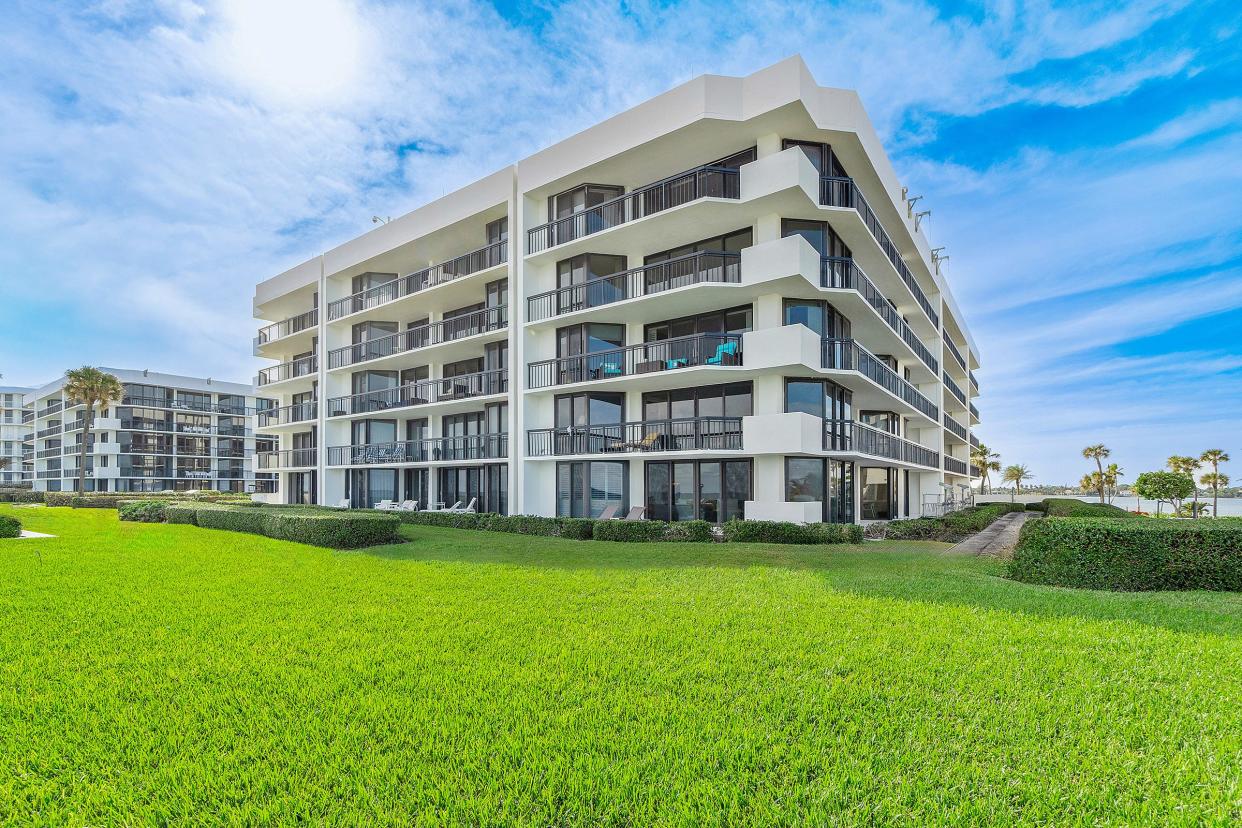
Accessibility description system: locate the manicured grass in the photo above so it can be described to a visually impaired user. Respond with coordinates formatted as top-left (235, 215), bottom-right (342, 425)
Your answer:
top-left (1, 505), bottom-right (1240, 825)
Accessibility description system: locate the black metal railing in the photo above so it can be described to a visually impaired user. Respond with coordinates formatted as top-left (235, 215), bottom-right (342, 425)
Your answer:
top-left (824, 420), bottom-right (940, 469)
top-left (36, 425), bottom-right (61, 438)
top-left (120, 395), bottom-right (252, 415)
top-left (821, 257), bottom-right (938, 374)
top-left (327, 306), bottom-right (507, 370)
top-left (257, 401), bottom-right (317, 428)
top-left (326, 369), bottom-right (507, 417)
top-left (39, 402), bottom-right (63, 417)
top-left (36, 447), bottom-right (61, 459)
top-left (257, 355), bottom-right (317, 386)
top-left (257, 448), bottom-right (317, 469)
top-left (970, 464), bottom-right (982, 477)
top-left (528, 332), bottom-right (742, 389)
top-left (527, 416), bottom-right (743, 457)
top-left (251, 479), bottom-right (278, 494)
top-left (969, 433), bottom-right (980, 449)
top-left (821, 338), bottom-right (939, 419)
top-left (527, 164), bottom-right (741, 253)
top-left (943, 413), bottom-right (967, 441)
top-left (256, 308), bottom-right (318, 347)
top-left (945, 456), bottom-right (969, 475)
top-left (22, 411), bottom-right (34, 423)
top-left (970, 401), bottom-right (980, 420)
top-left (819, 176), bottom-right (940, 328)
top-left (526, 251), bottom-right (741, 322)
top-left (943, 372), bottom-right (966, 405)
top-left (969, 370), bottom-right (979, 392)
top-left (327, 434), bottom-right (509, 466)
top-left (943, 332), bottom-right (967, 371)
top-left (327, 240), bottom-right (508, 321)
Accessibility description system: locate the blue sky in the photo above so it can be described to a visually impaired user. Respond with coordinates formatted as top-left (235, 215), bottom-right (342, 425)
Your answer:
top-left (1, 0), bottom-right (1239, 483)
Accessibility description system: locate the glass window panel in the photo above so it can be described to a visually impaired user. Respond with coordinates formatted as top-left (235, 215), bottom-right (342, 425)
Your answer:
top-left (785, 381), bottom-right (824, 418)
top-left (671, 462), bottom-right (695, 522)
top-left (646, 462), bottom-right (671, 522)
top-left (698, 463), bottom-right (721, 523)
top-left (724, 383), bottom-right (753, 417)
top-left (723, 461), bottom-right (751, 522)
top-left (786, 458), bottom-right (825, 504)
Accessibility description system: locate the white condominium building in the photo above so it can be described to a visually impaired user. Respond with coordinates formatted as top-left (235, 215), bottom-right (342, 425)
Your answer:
top-left (28, 369), bottom-right (276, 494)
top-left (0, 387), bottom-right (34, 486)
top-left (252, 57), bottom-right (981, 523)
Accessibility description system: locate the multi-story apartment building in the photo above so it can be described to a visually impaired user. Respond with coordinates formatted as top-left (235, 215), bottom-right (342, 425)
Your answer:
top-left (252, 57), bottom-right (981, 522)
top-left (0, 387), bottom-right (35, 486)
top-left (28, 369), bottom-right (277, 494)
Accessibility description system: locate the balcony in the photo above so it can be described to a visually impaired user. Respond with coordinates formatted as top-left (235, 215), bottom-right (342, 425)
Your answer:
top-left (327, 369), bottom-right (507, 417)
top-left (257, 401), bottom-right (317, 428)
top-left (255, 308), bottom-right (318, 347)
top-left (526, 163), bottom-right (741, 254)
top-left (120, 395), bottom-right (251, 415)
top-left (943, 413), bottom-right (967, 442)
top-left (821, 338), bottom-right (938, 420)
top-left (970, 464), bottom-right (982, 477)
top-left (258, 355), bottom-right (317, 387)
top-left (819, 176), bottom-right (939, 329)
top-left (257, 448), bottom-right (317, 470)
top-left (526, 251), bottom-right (741, 323)
top-left (327, 306), bottom-right (507, 370)
top-left (175, 469), bottom-right (215, 480)
top-left (943, 332), bottom-right (967, 372)
top-left (252, 479), bottom-right (278, 494)
top-left (327, 434), bottom-right (509, 466)
top-left (528, 332), bottom-right (742, 390)
top-left (943, 372), bottom-right (967, 406)
top-left (528, 416), bottom-right (743, 457)
top-left (970, 370), bottom-right (979, 393)
top-left (970, 401), bottom-right (980, 421)
top-left (824, 420), bottom-right (940, 469)
top-left (326, 240), bottom-right (507, 321)
top-left (36, 447), bottom-right (62, 459)
top-left (36, 470), bottom-right (61, 479)
top-left (36, 425), bottom-right (61, 438)
top-left (121, 468), bottom-right (171, 479)
top-left (945, 456), bottom-right (969, 475)
top-left (822, 257), bottom-right (938, 374)
top-left (22, 411), bottom-right (33, 424)
top-left (969, 433), bottom-right (980, 449)
top-left (39, 402), bottom-right (63, 417)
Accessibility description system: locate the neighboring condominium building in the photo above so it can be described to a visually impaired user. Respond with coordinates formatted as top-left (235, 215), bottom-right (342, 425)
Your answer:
top-left (0, 387), bottom-right (34, 486)
top-left (28, 369), bottom-right (277, 494)
top-left (252, 57), bottom-right (981, 522)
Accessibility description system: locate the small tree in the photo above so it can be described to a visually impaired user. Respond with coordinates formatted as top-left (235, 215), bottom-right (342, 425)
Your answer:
top-left (1104, 463), bottom-right (1123, 504)
top-left (1199, 449), bottom-right (1230, 517)
top-left (970, 443), bottom-right (1000, 494)
top-left (1081, 444), bottom-right (1110, 503)
top-left (1002, 464), bottom-right (1033, 502)
top-left (1134, 470), bottom-right (1194, 517)
top-left (1166, 455), bottom-right (1202, 518)
top-left (1199, 471), bottom-right (1230, 516)
top-left (64, 367), bottom-right (125, 495)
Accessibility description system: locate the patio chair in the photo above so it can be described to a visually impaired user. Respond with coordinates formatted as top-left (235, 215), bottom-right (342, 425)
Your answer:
top-left (398, 500), bottom-right (419, 511)
top-left (622, 506), bottom-right (645, 521)
top-left (610, 431), bottom-right (662, 452)
top-left (336, 499), bottom-right (350, 509)
top-left (595, 361), bottom-right (623, 378)
top-left (430, 501), bottom-right (462, 513)
top-left (448, 498), bottom-right (477, 514)
top-left (705, 341), bottom-right (738, 365)
top-left (665, 357), bottom-right (689, 370)
top-left (597, 503), bottom-right (621, 521)
top-left (373, 500), bottom-right (396, 511)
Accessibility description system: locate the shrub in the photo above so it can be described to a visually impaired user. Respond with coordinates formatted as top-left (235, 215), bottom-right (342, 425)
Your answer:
top-left (884, 503), bottom-right (1025, 541)
top-left (663, 520), bottom-right (716, 543)
top-left (165, 505), bottom-right (200, 526)
top-left (1008, 516), bottom-right (1242, 591)
top-left (0, 490), bottom-right (42, 503)
top-left (1026, 502), bottom-right (1046, 512)
top-left (45, 492), bottom-right (74, 508)
top-left (195, 506), bottom-right (269, 536)
top-left (722, 520), bottom-right (862, 545)
top-left (555, 517), bottom-right (597, 540)
top-left (884, 518), bottom-right (955, 541)
top-left (1041, 498), bottom-right (1134, 519)
top-left (593, 519), bottom-right (670, 543)
top-left (262, 511), bottom-right (399, 549)
top-left (118, 500), bottom-right (168, 523)
top-left (0, 514), bottom-right (21, 538)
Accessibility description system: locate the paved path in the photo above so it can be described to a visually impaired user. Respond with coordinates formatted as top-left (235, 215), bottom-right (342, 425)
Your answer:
top-left (948, 511), bottom-right (1039, 556)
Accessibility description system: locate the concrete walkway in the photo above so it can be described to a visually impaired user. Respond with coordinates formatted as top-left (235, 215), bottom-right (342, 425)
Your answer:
top-left (948, 511), bottom-right (1039, 556)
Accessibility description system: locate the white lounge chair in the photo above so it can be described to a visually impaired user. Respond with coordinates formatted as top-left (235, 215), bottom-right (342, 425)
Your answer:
top-left (398, 500), bottom-right (418, 511)
top-left (597, 504), bottom-right (620, 520)
top-left (373, 500), bottom-right (397, 511)
top-left (434, 501), bottom-right (463, 513)
top-left (622, 506), bottom-right (645, 521)
top-left (447, 498), bottom-right (477, 514)
top-left (336, 499), bottom-right (350, 509)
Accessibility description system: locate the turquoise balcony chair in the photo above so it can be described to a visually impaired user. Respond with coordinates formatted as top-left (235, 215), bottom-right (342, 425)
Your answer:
top-left (705, 341), bottom-right (738, 365)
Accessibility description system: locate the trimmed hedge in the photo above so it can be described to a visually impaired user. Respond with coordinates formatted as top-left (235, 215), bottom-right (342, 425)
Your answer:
top-left (0, 514), bottom-right (21, 539)
top-left (165, 505), bottom-right (201, 525)
top-left (722, 520), bottom-right (863, 545)
top-left (0, 490), bottom-right (43, 503)
top-left (1008, 517), bottom-right (1242, 591)
top-left (1041, 498), bottom-right (1134, 519)
top-left (391, 510), bottom-right (603, 539)
top-left (885, 502), bottom-right (1026, 542)
top-left (118, 500), bottom-right (168, 523)
top-left (44, 492), bottom-right (74, 507)
top-left (592, 520), bottom-right (670, 543)
top-left (1026, 502), bottom-right (1046, 512)
top-left (157, 504), bottom-right (398, 549)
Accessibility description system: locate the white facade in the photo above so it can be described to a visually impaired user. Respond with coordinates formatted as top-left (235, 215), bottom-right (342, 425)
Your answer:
top-left (252, 57), bottom-right (981, 522)
top-left (0, 387), bottom-right (34, 486)
top-left (28, 369), bottom-right (276, 494)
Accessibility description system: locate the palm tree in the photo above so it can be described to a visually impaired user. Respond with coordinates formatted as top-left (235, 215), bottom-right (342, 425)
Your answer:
top-left (1167, 455), bottom-right (1202, 518)
top-left (1200, 449), bottom-right (1230, 517)
top-left (1104, 463), bottom-right (1124, 504)
top-left (1002, 464), bottom-right (1033, 502)
top-left (970, 443), bottom-right (1000, 494)
top-left (63, 367), bottom-right (124, 496)
top-left (1081, 444), bottom-right (1110, 503)
top-left (1200, 472), bottom-right (1229, 516)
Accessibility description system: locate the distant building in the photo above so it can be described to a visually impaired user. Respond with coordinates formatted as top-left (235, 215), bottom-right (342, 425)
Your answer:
top-left (0, 386), bottom-right (34, 486)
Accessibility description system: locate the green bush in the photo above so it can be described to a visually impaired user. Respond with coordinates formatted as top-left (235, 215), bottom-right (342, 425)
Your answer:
top-left (0, 514), bottom-right (21, 538)
top-left (1041, 498), bottom-right (1134, 519)
top-left (262, 511), bottom-right (399, 549)
top-left (883, 518), bottom-right (955, 541)
top-left (884, 503), bottom-right (1026, 542)
top-left (722, 520), bottom-right (863, 545)
top-left (195, 507), bottom-right (269, 536)
top-left (165, 505), bottom-right (200, 526)
top-left (118, 500), bottom-right (168, 523)
top-left (1008, 517), bottom-right (1242, 591)
top-left (45, 492), bottom-right (74, 507)
top-left (593, 520), bottom-right (670, 543)
top-left (554, 517), bottom-right (597, 540)
top-left (1026, 502), bottom-right (1046, 512)
top-left (663, 520), bottom-right (716, 543)
top-left (0, 490), bottom-right (43, 503)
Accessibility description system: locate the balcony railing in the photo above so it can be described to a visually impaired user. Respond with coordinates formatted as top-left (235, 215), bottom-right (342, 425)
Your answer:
top-left (819, 177), bottom-right (940, 328)
top-left (526, 164), bottom-right (742, 253)
top-left (36, 425), bottom-right (61, 438)
top-left (970, 401), bottom-right (980, 420)
top-left (36, 470), bottom-right (61, 479)
top-left (251, 479), bottom-right (278, 494)
top-left (969, 370), bottom-right (979, 393)
top-left (22, 411), bottom-right (33, 424)
top-left (945, 456), bottom-right (969, 475)
top-left (39, 402), bottom-right (63, 417)
top-left (256, 308), bottom-right (318, 347)
top-left (257, 401), bottom-right (317, 428)
top-left (528, 416), bottom-right (743, 457)
top-left (257, 355), bottom-right (317, 387)
top-left (528, 332), bottom-right (742, 389)
top-left (943, 372), bottom-right (967, 406)
top-left (970, 464), bottom-right (982, 477)
top-left (327, 434), bottom-right (509, 466)
top-left (969, 433), bottom-right (980, 449)
top-left (326, 369), bottom-right (507, 417)
top-left (943, 332), bottom-right (967, 371)
top-left (327, 240), bottom-right (508, 321)
top-left (120, 395), bottom-right (252, 415)
top-left (327, 306), bottom-right (507, 370)
top-left (821, 338), bottom-right (939, 419)
top-left (257, 448), bottom-right (317, 470)
top-left (120, 467), bottom-right (171, 478)
top-left (943, 413), bottom-right (967, 441)
top-left (526, 251), bottom-right (741, 322)
top-left (824, 420), bottom-right (940, 469)
top-left (36, 447), bottom-right (62, 459)
top-left (822, 257), bottom-right (938, 374)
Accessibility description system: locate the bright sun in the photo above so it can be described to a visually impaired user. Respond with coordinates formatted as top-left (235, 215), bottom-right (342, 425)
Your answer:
top-left (216, 0), bottom-right (366, 106)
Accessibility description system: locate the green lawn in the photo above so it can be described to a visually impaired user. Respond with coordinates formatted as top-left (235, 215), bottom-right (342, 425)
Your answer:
top-left (1, 505), bottom-right (1239, 826)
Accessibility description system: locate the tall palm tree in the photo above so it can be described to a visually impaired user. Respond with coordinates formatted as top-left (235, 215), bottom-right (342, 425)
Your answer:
top-left (1199, 472), bottom-right (1229, 517)
top-left (1081, 444), bottom-right (1110, 503)
top-left (970, 443), bottom-right (1000, 494)
top-left (1002, 464), bottom-right (1033, 502)
top-left (64, 367), bottom-right (124, 496)
top-left (1103, 463), bottom-right (1124, 504)
top-left (1200, 449), bottom-right (1230, 517)
top-left (1167, 455), bottom-right (1202, 518)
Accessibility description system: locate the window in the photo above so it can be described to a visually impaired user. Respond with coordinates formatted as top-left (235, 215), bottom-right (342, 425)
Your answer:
top-left (351, 271), bottom-right (397, 295)
top-left (556, 253), bottom-right (628, 312)
top-left (784, 378), bottom-right (852, 421)
top-left (557, 323), bottom-right (625, 357)
top-left (403, 468), bottom-right (428, 508)
top-left (860, 411), bottom-right (900, 435)
top-left (438, 465), bottom-right (506, 514)
top-left (556, 460), bottom-right (626, 518)
top-left (486, 217), bottom-right (508, 244)
top-left (349, 468), bottom-right (397, 509)
top-left (781, 140), bottom-right (848, 178)
top-left (783, 299), bottom-right (850, 339)
top-left (641, 382), bottom-right (752, 421)
top-left (485, 278), bottom-right (508, 309)
top-left (781, 219), bottom-right (850, 259)
top-left (644, 304), bottom-right (752, 342)
top-left (644, 227), bottom-right (753, 265)
top-left (554, 392), bottom-right (623, 453)
top-left (550, 184), bottom-right (624, 221)
top-left (352, 419), bottom-right (397, 446)
top-left (860, 467), bottom-right (896, 520)
top-left (645, 460), bottom-right (750, 523)
top-left (785, 458), bottom-right (855, 523)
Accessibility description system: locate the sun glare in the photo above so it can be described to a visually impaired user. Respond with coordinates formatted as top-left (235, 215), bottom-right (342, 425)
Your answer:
top-left (216, 0), bottom-right (365, 106)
